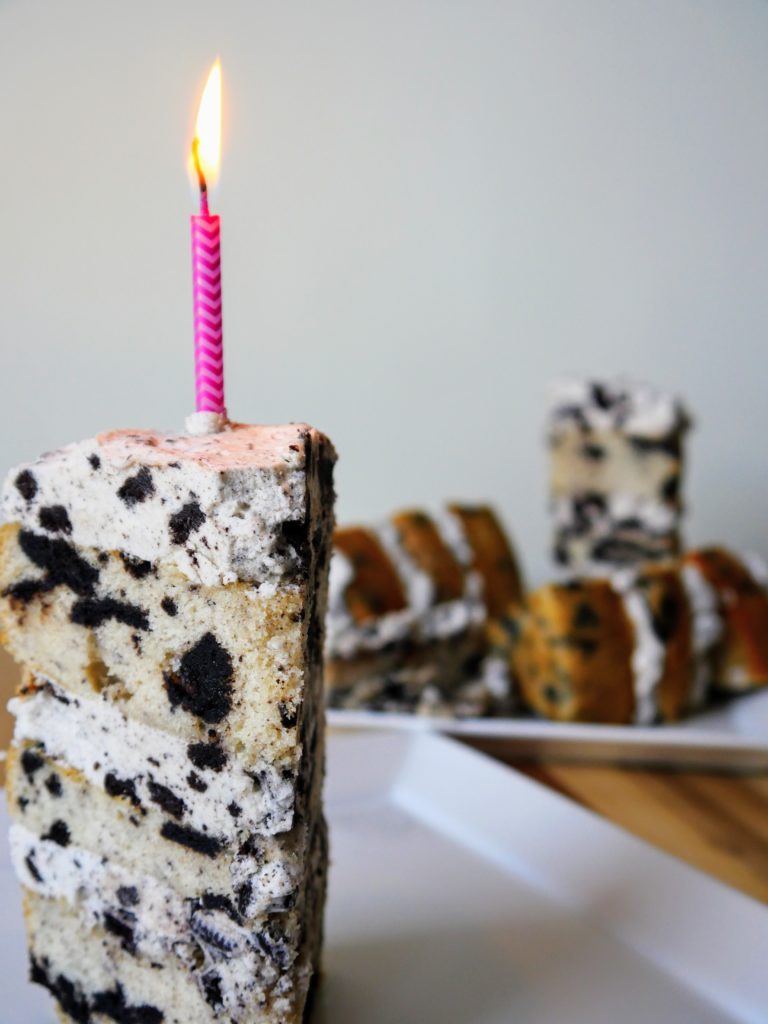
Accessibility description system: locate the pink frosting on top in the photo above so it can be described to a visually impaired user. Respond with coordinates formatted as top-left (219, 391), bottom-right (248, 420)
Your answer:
top-left (96, 422), bottom-right (314, 471)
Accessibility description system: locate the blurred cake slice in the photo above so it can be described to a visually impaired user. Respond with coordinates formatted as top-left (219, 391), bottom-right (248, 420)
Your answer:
top-left (513, 563), bottom-right (719, 724)
top-left (548, 378), bottom-right (690, 571)
top-left (441, 504), bottom-right (524, 618)
top-left (684, 547), bottom-right (768, 691)
top-left (1, 421), bottom-right (336, 1024)
top-left (326, 505), bottom-right (521, 716)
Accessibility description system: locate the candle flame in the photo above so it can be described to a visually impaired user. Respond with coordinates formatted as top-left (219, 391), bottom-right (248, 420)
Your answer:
top-left (191, 59), bottom-right (222, 192)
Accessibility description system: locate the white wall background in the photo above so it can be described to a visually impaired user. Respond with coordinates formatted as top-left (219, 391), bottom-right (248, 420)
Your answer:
top-left (1, 0), bottom-right (767, 585)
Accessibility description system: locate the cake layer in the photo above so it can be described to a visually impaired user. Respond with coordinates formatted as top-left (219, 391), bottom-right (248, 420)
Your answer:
top-left (2, 423), bottom-right (336, 587)
top-left (440, 505), bottom-right (524, 618)
top-left (12, 821), bottom-right (320, 968)
top-left (0, 527), bottom-right (324, 786)
top-left (552, 493), bottom-right (680, 570)
top-left (550, 431), bottom-right (682, 505)
top-left (8, 741), bottom-right (316, 915)
top-left (11, 682), bottom-right (302, 839)
top-left (514, 579), bottom-right (637, 723)
top-left (684, 547), bottom-right (768, 691)
top-left (24, 879), bottom-right (324, 1024)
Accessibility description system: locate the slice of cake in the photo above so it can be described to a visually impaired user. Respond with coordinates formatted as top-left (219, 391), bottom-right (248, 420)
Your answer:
top-left (326, 505), bottom-right (521, 717)
top-left (513, 564), bottom-right (719, 724)
top-left (684, 547), bottom-right (768, 691)
top-left (1, 422), bottom-right (336, 1024)
top-left (441, 504), bottom-right (524, 618)
top-left (548, 378), bottom-right (690, 571)
top-left (326, 509), bottom-right (486, 715)
top-left (440, 504), bottom-right (525, 710)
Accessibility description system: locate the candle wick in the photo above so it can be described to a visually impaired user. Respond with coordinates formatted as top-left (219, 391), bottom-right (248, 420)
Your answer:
top-left (192, 137), bottom-right (209, 215)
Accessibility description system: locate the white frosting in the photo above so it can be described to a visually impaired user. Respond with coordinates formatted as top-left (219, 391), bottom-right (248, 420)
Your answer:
top-left (739, 549), bottom-right (768, 590)
top-left (10, 823), bottom-right (188, 954)
top-left (552, 494), bottom-right (677, 532)
top-left (434, 508), bottom-right (475, 566)
top-left (10, 823), bottom-right (311, 1016)
top-left (11, 679), bottom-right (295, 838)
top-left (420, 595), bottom-right (485, 641)
top-left (1, 423), bottom-right (323, 587)
top-left (325, 550), bottom-right (417, 658)
top-left (548, 377), bottom-right (689, 439)
top-left (185, 411), bottom-right (229, 436)
top-left (375, 520), bottom-right (434, 613)
top-left (612, 571), bottom-right (665, 724)
top-left (326, 514), bottom-right (486, 660)
top-left (374, 515), bottom-right (485, 640)
top-left (480, 654), bottom-right (514, 703)
top-left (326, 606), bottom-right (416, 659)
top-left (681, 564), bottom-right (723, 655)
top-left (681, 563), bottom-right (724, 708)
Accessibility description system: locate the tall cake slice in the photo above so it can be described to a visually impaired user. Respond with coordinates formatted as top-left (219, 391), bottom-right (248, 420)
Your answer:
top-left (1, 422), bottom-right (336, 1024)
top-left (548, 378), bottom-right (690, 571)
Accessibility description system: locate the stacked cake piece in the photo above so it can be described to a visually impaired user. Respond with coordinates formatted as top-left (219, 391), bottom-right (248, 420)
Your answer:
top-left (535, 376), bottom-right (768, 722)
top-left (548, 378), bottom-right (690, 571)
top-left (512, 564), bottom-right (722, 724)
top-left (684, 547), bottom-right (768, 692)
top-left (1, 422), bottom-right (336, 1024)
top-left (326, 505), bottom-right (523, 716)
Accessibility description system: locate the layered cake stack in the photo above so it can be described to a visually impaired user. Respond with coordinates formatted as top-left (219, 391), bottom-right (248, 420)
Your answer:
top-left (0, 422), bottom-right (335, 1023)
top-left (526, 376), bottom-right (768, 722)
top-left (326, 505), bottom-right (523, 716)
top-left (548, 378), bottom-right (690, 571)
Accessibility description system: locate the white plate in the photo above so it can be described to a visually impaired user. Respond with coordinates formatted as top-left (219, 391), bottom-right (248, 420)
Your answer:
top-left (1, 732), bottom-right (766, 1023)
top-left (328, 688), bottom-right (768, 770)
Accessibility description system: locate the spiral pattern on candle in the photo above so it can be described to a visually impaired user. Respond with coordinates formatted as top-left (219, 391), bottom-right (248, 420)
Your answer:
top-left (191, 214), bottom-right (225, 414)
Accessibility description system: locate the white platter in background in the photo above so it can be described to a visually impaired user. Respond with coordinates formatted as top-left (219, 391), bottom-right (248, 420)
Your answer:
top-left (328, 688), bottom-right (768, 770)
top-left (2, 732), bottom-right (767, 1023)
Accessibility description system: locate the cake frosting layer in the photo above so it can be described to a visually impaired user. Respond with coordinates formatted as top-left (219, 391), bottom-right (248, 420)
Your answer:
top-left (548, 377), bottom-right (690, 439)
top-left (612, 571), bottom-right (665, 725)
top-left (684, 547), bottom-right (768, 691)
top-left (2, 422), bottom-right (336, 587)
top-left (25, 872), bottom-right (325, 1024)
top-left (551, 493), bottom-right (681, 571)
top-left (9, 742), bottom-right (305, 917)
top-left (681, 563), bottom-right (723, 707)
top-left (14, 822), bottom-right (326, 1023)
top-left (12, 679), bottom-right (295, 839)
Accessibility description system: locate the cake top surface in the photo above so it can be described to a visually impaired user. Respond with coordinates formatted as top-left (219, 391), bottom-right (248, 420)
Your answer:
top-left (548, 377), bottom-right (690, 438)
top-left (96, 422), bottom-right (317, 472)
top-left (2, 421), bottom-right (335, 586)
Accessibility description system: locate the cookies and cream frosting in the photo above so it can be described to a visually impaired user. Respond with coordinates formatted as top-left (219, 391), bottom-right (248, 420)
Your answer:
top-left (548, 377), bottom-right (690, 439)
top-left (2, 423), bottom-right (329, 587)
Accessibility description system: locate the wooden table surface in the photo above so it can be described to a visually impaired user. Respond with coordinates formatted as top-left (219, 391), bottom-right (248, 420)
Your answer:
top-left (1, 645), bottom-right (766, 905)
top-left (464, 737), bottom-right (768, 905)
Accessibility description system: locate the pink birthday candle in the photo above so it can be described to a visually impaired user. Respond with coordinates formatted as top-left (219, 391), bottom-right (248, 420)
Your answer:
top-left (190, 61), bottom-right (226, 417)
